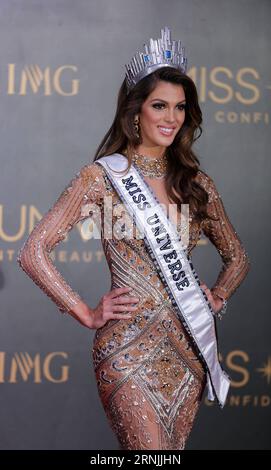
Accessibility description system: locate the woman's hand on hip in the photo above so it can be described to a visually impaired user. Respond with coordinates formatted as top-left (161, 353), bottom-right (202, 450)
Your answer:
top-left (200, 281), bottom-right (224, 314)
top-left (87, 286), bottom-right (139, 329)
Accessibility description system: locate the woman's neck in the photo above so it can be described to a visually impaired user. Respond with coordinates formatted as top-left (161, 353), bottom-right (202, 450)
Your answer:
top-left (133, 145), bottom-right (166, 159)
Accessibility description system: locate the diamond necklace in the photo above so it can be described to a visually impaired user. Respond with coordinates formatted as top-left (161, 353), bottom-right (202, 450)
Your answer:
top-left (131, 152), bottom-right (168, 179)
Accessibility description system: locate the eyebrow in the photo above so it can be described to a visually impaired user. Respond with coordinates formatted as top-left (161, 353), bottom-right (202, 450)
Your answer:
top-left (150, 98), bottom-right (186, 104)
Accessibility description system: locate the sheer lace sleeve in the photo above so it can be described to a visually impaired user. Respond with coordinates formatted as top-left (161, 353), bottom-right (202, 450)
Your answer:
top-left (17, 162), bottom-right (106, 314)
top-left (198, 171), bottom-right (250, 302)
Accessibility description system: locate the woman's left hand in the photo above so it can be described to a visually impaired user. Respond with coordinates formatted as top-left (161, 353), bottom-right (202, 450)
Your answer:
top-left (200, 281), bottom-right (224, 314)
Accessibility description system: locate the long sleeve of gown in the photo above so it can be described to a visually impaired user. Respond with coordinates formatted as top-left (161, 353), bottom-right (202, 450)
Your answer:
top-left (17, 162), bottom-right (105, 314)
top-left (199, 172), bottom-right (250, 302)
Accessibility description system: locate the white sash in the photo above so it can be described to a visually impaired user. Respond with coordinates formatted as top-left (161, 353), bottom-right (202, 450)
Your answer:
top-left (96, 153), bottom-right (230, 408)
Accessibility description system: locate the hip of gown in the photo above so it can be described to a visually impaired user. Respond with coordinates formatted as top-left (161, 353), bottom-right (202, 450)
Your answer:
top-left (91, 296), bottom-right (207, 450)
top-left (92, 295), bottom-right (206, 406)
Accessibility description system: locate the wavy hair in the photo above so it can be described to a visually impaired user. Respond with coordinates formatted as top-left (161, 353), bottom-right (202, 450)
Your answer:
top-left (93, 66), bottom-right (214, 222)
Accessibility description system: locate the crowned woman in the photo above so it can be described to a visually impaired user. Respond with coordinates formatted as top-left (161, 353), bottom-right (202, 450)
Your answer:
top-left (17, 27), bottom-right (250, 450)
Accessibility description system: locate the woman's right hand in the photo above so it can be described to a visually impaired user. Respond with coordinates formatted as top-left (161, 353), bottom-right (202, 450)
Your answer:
top-left (90, 286), bottom-right (140, 329)
top-left (70, 286), bottom-right (139, 330)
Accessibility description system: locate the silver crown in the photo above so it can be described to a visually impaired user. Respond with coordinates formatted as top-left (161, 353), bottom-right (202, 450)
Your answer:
top-left (125, 26), bottom-right (187, 94)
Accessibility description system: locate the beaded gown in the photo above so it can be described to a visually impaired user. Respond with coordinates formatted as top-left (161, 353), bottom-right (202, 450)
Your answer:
top-left (17, 156), bottom-right (250, 450)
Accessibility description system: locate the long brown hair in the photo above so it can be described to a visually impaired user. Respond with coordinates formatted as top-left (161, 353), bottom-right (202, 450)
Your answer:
top-left (93, 66), bottom-right (213, 223)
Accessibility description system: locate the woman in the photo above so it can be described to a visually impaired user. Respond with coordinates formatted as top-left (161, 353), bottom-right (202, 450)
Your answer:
top-left (17, 27), bottom-right (250, 450)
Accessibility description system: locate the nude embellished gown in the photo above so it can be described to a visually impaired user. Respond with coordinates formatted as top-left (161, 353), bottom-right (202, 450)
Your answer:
top-left (17, 157), bottom-right (250, 450)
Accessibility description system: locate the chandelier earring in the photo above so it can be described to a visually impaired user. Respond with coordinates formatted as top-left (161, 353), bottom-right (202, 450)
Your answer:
top-left (133, 115), bottom-right (140, 139)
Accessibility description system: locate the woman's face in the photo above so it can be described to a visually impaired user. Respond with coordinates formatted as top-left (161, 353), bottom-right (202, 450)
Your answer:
top-left (137, 81), bottom-right (186, 154)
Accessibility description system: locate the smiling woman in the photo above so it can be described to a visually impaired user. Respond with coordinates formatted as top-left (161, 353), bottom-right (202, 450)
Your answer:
top-left (94, 63), bottom-right (210, 227)
top-left (138, 82), bottom-right (186, 144)
top-left (17, 26), bottom-right (250, 451)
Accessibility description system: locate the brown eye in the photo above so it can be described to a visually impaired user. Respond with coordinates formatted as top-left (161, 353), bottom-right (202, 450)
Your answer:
top-left (152, 103), bottom-right (164, 109)
top-left (152, 103), bottom-right (186, 110)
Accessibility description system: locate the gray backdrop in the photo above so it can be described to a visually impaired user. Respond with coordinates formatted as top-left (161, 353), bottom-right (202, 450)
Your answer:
top-left (0, 0), bottom-right (270, 450)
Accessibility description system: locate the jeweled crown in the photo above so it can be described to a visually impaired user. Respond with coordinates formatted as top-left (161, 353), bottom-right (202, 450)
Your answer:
top-left (125, 26), bottom-right (187, 94)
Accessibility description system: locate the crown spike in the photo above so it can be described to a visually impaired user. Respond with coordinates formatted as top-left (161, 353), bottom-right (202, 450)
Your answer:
top-left (125, 26), bottom-right (187, 93)
top-left (132, 56), bottom-right (139, 73)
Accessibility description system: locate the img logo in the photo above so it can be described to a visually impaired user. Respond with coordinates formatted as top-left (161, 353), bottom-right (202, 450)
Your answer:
top-left (0, 352), bottom-right (69, 383)
top-left (5, 64), bottom-right (79, 96)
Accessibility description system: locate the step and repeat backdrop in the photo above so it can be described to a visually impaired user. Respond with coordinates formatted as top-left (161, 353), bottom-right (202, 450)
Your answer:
top-left (0, 0), bottom-right (270, 450)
